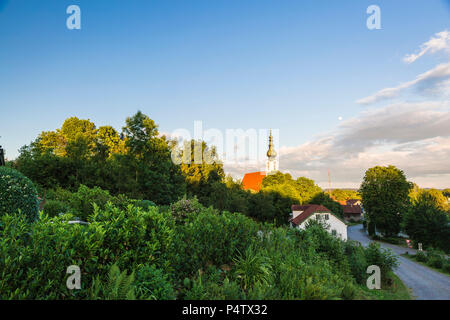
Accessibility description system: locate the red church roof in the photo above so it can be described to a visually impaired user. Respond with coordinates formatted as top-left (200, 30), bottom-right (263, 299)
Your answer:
top-left (242, 171), bottom-right (266, 192)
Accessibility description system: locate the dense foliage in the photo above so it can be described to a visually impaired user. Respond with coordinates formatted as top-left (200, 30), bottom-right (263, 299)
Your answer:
top-left (403, 191), bottom-right (450, 252)
top-left (0, 193), bottom-right (399, 300)
top-left (0, 166), bottom-right (39, 222)
top-left (12, 113), bottom-right (333, 225)
top-left (360, 166), bottom-right (413, 237)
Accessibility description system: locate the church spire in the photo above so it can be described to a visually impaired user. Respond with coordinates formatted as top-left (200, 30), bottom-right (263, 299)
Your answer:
top-left (266, 129), bottom-right (278, 173)
top-left (267, 129), bottom-right (277, 158)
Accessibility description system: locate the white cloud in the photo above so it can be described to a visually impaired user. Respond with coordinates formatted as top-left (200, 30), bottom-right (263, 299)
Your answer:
top-left (404, 30), bottom-right (450, 64)
top-left (356, 63), bottom-right (450, 105)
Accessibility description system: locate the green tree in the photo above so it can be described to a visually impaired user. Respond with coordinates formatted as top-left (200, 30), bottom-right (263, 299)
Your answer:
top-left (403, 191), bottom-right (450, 252)
top-left (359, 166), bottom-right (413, 237)
top-left (309, 192), bottom-right (344, 219)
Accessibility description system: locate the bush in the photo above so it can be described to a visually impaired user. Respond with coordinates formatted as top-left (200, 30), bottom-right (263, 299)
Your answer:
top-left (134, 265), bottom-right (176, 300)
top-left (0, 203), bottom-right (174, 299)
top-left (365, 242), bottom-right (398, 282)
top-left (43, 199), bottom-right (70, 217)
top-left (0, 166), bottom-right (39, 221)
top-left (232, 245), bottom-right (272, 291)
top-left (415, 251), bottom-right (427, 263)
top-left (170, 197), bottom-right (204, 224)
top-left (443, 261), bottom-right (450, 274)
top-left (133, 199), bottom-right (156, 211)
top-left (171, 208), bottom-right (259, 279)
top-left (344, 241), bottom-right (368, 284)
top-left (69, 184), bottom-right (113, 221)
top-left (428, 256), bottom-right (444, 269)
top-left (425, 249), bottom-right (445, 269)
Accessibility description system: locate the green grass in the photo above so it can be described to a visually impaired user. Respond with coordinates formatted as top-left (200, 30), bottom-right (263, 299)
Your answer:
top-left (401, 253), bottom-right (450, 277)
top-left (355, 272), bottom-right (413, 300)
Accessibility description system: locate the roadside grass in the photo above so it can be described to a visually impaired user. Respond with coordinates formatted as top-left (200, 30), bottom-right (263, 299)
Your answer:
top-left (401, 253), bottom-right (450, 277)
top-left (355, 272), bottom-right (413, 300)
top-left (371, 235), bottom-right (410, 249)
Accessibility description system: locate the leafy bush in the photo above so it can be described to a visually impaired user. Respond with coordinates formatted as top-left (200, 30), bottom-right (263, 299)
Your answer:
top-left (133, 199), bottom-right (156, 211)
top-left (344, 241), bottom-right (368, 284)
top-left (170, 197), bottom-right (204, 224)
top-left (365, 243), bottom-right (398, 282)
top-left (135, 265), bottom-right (176, 300)
top-left (90, 264), bottom-right (135, 300)
top-left (341, 282), bottom-right (356, 300)
top-left (0, 166), bottom-right (39, 221)
top-left (43, 199), bottom-right (70, 217)
top-left (415, 251), bottom-right (427, 263)
top-left (69, 184), bottom-right (113, 221)
top-left (0, 203), bottom-right (174, 299)
top-left (443, 261), bottom-right (450, 274)
top-left (233, 245), bottom-right (272, 291)
top-left (427, 256), bottom-right (444, 269)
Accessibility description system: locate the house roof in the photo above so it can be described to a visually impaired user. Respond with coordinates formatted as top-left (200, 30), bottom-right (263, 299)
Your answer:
top-left (242, 171), bottom-right (266, 192)
top-left (342, 204), bottom-right (362, 214)
top-left (290, 204), bottom-right (332, 226)
top-left (346, 199), bottom-right (361, 205)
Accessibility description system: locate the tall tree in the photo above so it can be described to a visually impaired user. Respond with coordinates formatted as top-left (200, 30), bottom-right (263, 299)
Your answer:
top-left (359, 165), bottom-right (413, 237)
top-left (403, 191), bottom-right (450, 252)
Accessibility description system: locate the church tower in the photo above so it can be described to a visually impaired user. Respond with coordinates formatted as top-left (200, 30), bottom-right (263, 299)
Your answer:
top-left (266, 129), bottom-right (278, 174)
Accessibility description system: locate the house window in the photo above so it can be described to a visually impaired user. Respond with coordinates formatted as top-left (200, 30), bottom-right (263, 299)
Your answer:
top-left (324, 214), bottom-right (329, 220)
top-left (332, 230), bottom-right (337, 236)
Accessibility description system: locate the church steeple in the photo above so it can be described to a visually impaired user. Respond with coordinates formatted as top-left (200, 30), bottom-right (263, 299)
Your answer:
top-left (266, 129), bottom-right (278, 173)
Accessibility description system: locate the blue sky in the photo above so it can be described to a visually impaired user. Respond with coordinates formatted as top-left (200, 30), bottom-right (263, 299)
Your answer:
top-left (0, 0), bottom-right (449, 187)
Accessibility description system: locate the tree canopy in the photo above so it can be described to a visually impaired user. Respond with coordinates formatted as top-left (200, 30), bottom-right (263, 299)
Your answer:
top-left (359, 165), bottom-right (413, 237)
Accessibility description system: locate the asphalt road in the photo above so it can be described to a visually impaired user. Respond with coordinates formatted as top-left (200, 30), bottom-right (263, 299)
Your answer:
top-left (348, 224), bottom-right (450, 300)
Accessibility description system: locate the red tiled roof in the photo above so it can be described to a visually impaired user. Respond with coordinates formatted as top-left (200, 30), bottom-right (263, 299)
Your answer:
top-left (342, 204), bottom-right (362, 214)
top-left (290, 204), bottom-right (331, 226)
top-left (346, 199), bottom-right (360, 205)
top-left (242, 171), bottom-right (266, 192)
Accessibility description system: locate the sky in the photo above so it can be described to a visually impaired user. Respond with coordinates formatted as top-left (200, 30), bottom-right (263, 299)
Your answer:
top-left (0, 0), bottom-right (449, 188)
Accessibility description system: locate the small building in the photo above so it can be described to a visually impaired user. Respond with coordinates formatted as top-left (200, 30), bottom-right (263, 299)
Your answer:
top-left (289, 204), bottom-right (348, 240)
top-left (342, 204), bottom-right (363, 222)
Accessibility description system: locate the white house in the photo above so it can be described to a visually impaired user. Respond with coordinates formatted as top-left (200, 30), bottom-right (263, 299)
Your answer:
top-left (289, 204), bottom-right (348, 240)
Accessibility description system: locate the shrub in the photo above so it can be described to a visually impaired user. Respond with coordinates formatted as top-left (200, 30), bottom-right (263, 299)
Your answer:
top-left (341, 282), bottom-right (356, 300)
top-left (133, 199), bottom-right (156, 211)
top-left (233, 245), bottom-right (272, 291)
top-left (425, 248), bottom-right (445, 269)
top-left (69, 184), bottom-right (113, 221)
top-left (170, 197), bottom-right (204, 224)
top-left (365, 242), bottom-right (398, 282)
top-left (443, 261), bottom-right (450, 274)
top-left (0, 166), bottom-right (39, 221)
top-left (134, 265), bottom-right (176, 300)
top-left (43, 199), bottom-right (70, 217)
top-left (427, 256), bottom-right (444, 269)
top-left (415, 251), bottom-right (427, 263)
top-left (0, 203), bottom-right (174, 299)
top-left (171, 208), bottom-right (259, 279)
top-left (90, 264), bottom-right (136, 300)
top-left (344, 241), bottom-right (368, 284)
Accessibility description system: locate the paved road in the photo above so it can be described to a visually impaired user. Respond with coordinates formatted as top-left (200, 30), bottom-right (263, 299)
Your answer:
top-left (348, 224), bottom-right (450, 300)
